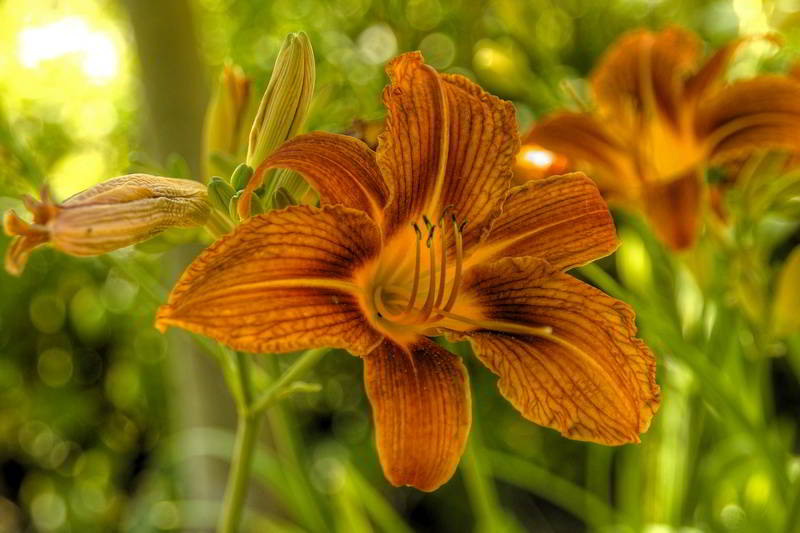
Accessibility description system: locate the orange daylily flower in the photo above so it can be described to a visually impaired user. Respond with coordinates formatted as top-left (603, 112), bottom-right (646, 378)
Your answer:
top-left (528, 26), bottom-right (800, 249)
top-left (155, 52), bottom-right (660, 491)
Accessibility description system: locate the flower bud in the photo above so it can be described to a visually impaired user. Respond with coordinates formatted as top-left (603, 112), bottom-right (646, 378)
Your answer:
top-left (246, 32), bottom-right (315, 171)
top-left (3, 175), bottom-right (210, 275)
top-left (203, 64), bottom-right (253, 179)
top-left (208, 177), bottom-right (235, 213)
top-left (230, 163), bottom-right (254, 192)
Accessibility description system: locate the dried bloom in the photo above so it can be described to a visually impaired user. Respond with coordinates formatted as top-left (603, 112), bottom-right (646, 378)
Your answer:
top-left (4, 175), bottom-right (210, 275)
top-left (203, 64), bottom-right (253, 179)
top-left (156, 53), bottom-right (659, 491)
top-left (528, 27), bottom-right (800, 249)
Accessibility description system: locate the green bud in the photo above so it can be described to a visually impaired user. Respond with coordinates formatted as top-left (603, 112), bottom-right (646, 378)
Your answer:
top-left (228, 191), bottom-right (242, 222)
top-left (246, 32), bottom-right (315, 170)
top-left (203, 64), bottom-right (253, 180)
top-left (231, 163), bottom-right (254, 191)
top-left (208, 177), bottom-right (235, 213)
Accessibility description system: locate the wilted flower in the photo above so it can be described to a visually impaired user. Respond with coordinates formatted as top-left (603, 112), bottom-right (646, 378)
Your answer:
top-left (156, 53), bottom-right (660, 491)
top-left (528, 27), bottom-right (800, 249)
top-left (203, 64), bottom-right (253, 179)
top-left (3, 175), bottom-right (210, 275)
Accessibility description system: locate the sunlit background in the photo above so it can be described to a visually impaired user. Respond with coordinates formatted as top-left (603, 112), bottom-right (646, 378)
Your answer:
top-left (1, 0), bottom-right (800, 531)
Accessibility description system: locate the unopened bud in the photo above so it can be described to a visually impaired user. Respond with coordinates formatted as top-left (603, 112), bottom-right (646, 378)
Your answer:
top-left (208, 177), bottom-right (235, 213)
top-left (203, 64), bottom-right (253, 179)
top-left (246, 32), bottom-right (315, 171)
top-left (3, 175), bottom-right (210, 275)
top-left (231, 163), bottom-right (254, 192)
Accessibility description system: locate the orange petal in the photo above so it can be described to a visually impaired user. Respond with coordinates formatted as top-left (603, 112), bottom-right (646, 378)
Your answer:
top-left (525, 112), bottom-right (637, 195)
top-left (592, 27), bottom-right (700, 127)
top-left (695, 76), bottom-right (800, 162)
top-left (468, 173), bottom-right (618, 271)
top-left (241, 132), bottom-right (390, 221)
top-left (594, 27), bottom-right (700, 124)
top-left (641, 168), bottom-right (702, 250)
top-left (377, 52), bottom-right (518, 247)
top-left (456, 256), bottom-right (659, 445)
top-left (364, 338), bottom-right (471, 491)
top-left (156, 205), bottom-right (384, 355)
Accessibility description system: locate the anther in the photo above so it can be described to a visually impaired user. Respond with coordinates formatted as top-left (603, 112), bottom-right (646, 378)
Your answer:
top-left (426, 225), bottom-right (436, 248)
top-left (422, 214), bottom-right (433, 233)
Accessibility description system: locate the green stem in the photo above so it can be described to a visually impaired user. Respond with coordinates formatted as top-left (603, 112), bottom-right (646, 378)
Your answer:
top-left (784, 478), bottom-right (800, 533)
top-left (218, 352), bottom-right (260, 533)
top-left (462, 438), bottom-right (506, 532)
top-left (488, 450), bottom-right (619, 529)
top-left (580, 263), bottom-right (792, 500)
top-left (249, 348), bottom-right (329, 415)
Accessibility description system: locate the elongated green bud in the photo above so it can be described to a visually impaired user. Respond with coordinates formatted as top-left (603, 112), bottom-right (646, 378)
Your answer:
top-left (246, 32), bottom-right (315, 171)
top-left (230, 163), bottom-right (254, 192)
top-left (203, 64), bottom-right (253, 180)
top-left (208, 177), bottom-right (235, 213)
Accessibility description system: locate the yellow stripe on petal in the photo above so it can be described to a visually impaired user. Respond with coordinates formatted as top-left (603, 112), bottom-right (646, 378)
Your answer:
top-left (364, 338), bottom-right (471, 491)
top-left (156, 205), bottom-right (384, 356)
top-left (453, 256), bottom-right (659, 445)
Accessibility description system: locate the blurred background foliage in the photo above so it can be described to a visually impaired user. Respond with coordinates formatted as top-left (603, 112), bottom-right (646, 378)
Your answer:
top-left (1, 0), bottom-right (800, 532)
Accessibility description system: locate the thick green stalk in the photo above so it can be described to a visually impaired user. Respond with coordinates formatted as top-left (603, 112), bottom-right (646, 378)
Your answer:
top-left (217, 352), bottom-right (260, 533)
top-left (489, 450), bottom-right (619, 529)
top-left (462, 438), bottom-right (508, 532)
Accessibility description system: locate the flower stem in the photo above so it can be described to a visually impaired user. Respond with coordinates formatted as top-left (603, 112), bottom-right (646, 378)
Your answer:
top-left (217, 352), bottom-right (260, 533)
top-left (249, 348), bottom-right (329, 415)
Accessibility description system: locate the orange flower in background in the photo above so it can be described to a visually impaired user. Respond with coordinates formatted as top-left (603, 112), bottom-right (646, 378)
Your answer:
top-left (156, 52), bottom-right (660, 491)
top-left (528, 27), bottom-right (800, 249)
top-left (3, 175), bottom-right (210, 275)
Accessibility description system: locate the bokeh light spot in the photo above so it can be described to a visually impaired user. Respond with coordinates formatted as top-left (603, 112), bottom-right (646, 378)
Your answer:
top-left (30, 492), bottom-right (67, 531)
top-left (419, 32), bottom-right (456, 69)
top-left (18, 17), bottom-right (119, 83)
top-left (29, 293), bottom-right (66, 334)
top-left (357, 24), bottom-right (397, 65)
top-left (406, 0), bottom-right (443, 31)
top-left (38, 347), bottom-right (74, 387)
top-left (150, 501), bottom-right (180, 530)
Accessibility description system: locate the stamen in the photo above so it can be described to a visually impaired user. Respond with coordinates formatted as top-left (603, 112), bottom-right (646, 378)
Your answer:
top-left (436, 309), bottom-right (553, 337)
top-left (404, 222), bottom-right (423, 313)
top-left (417, 225), bottom-right (438, 321)
top-left (3, 210), bottom-right (30, 236)
top-left (442, 215), bottom-right (465, 312)
top-left (433, 210), bottom-right (450, 310)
